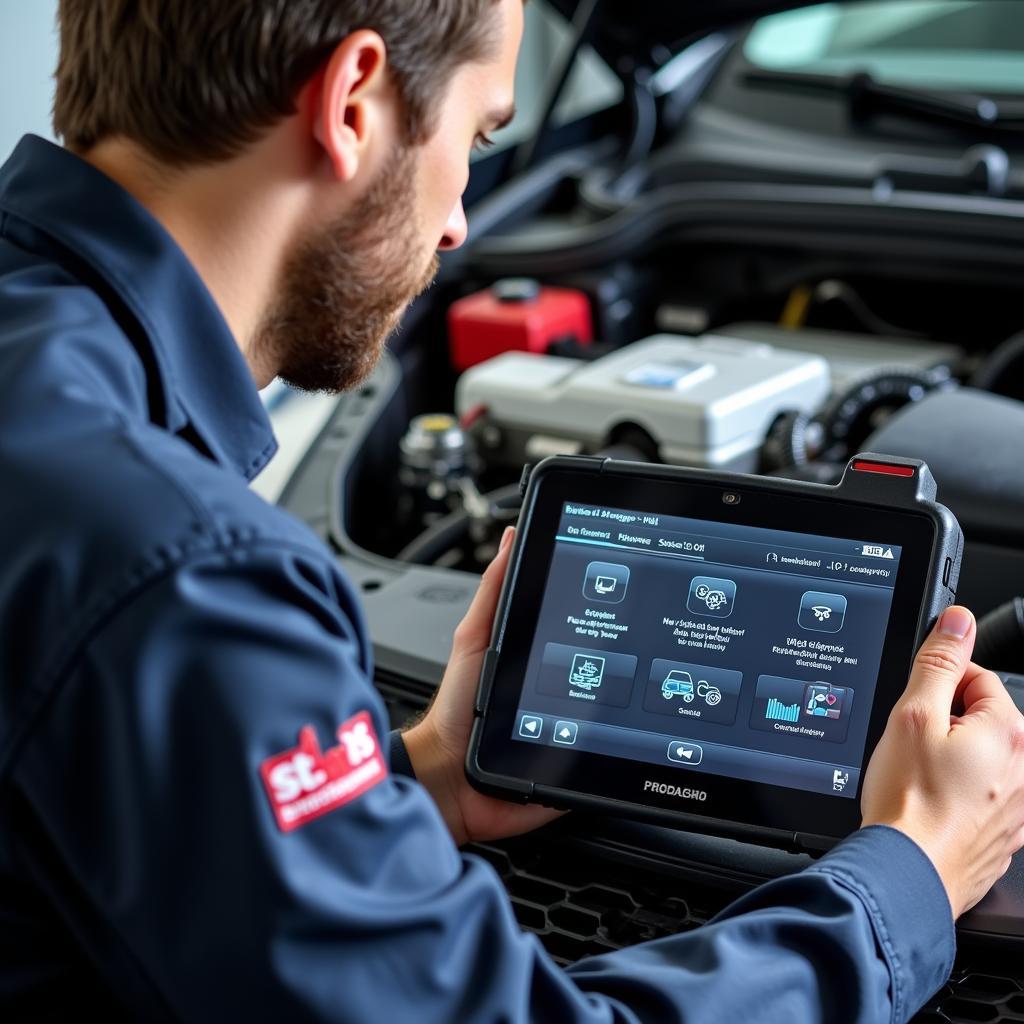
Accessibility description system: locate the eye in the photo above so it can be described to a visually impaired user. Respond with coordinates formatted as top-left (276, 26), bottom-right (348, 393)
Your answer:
top-left (472, 132), bottom-right (496, 154)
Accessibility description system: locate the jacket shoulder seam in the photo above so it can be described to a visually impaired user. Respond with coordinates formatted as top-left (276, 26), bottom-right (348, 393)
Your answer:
top-left (0, 534), bottom-right (346, 785)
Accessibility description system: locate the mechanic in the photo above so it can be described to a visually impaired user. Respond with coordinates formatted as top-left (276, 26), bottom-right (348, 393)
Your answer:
top-left (1, 1), bottom-right (1023, 1020)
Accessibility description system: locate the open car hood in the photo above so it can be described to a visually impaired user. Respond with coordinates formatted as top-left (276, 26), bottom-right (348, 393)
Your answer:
top-left (546, 0), bottom-right (845, 69)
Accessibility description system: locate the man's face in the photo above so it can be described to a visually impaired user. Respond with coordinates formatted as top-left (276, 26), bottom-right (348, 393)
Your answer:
top-left (256, 0), bottom-right (523, 394)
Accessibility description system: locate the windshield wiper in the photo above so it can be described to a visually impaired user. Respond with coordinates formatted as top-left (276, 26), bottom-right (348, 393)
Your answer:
top-left (744, 68), bottom-right (1024, 135)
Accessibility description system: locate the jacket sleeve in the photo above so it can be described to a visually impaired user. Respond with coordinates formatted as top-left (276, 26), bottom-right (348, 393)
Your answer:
top-left (10, 541), bottom-right (954, 1023)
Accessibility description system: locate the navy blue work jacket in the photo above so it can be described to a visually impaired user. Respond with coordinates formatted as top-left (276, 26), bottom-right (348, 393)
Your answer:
top-left (0, 135), bottom-right (954, 1021)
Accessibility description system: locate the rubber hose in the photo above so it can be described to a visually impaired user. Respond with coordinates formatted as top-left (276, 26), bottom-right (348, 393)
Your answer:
top-left (971, 331), bottom-right (1024, 402)
top-left (974, 597), bottom-right (1024, 674)
top-left (397, 484), bottom-right (522, 565)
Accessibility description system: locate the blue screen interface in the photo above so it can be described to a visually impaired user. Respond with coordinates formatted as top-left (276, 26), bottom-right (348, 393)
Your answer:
top-left (512, 502), bottom-right (903, 799)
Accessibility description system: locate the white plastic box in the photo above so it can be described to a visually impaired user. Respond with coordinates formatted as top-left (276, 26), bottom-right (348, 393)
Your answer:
top-left (456, 334), bottom-right (831, 471)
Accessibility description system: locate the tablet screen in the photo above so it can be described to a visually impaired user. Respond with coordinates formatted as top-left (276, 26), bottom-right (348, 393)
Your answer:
top-left (511, 501), bottom-right (903, 800)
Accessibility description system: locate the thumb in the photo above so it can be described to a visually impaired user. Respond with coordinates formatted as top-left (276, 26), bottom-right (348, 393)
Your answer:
top-left (902, 606), bottom-right (976, 716)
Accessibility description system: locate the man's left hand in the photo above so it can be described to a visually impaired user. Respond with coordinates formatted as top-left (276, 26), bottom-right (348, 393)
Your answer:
top-left (402, 527), bottom-right (564, 845)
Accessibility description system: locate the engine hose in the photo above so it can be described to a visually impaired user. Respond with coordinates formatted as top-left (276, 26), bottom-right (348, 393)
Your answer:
top-left (970, 331), bottom-right (1024, 401)
top-left (974, 598), bottom-right (1024, 674)
top-left (396, 484), bottom-right (522, 565)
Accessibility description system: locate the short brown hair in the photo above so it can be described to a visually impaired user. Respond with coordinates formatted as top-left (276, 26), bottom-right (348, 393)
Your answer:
top-left (54, 0), bottom-right (501, 165)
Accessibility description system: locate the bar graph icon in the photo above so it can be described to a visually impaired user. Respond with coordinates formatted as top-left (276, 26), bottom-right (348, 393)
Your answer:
top-left (765, 697), bottom-right (800, 723)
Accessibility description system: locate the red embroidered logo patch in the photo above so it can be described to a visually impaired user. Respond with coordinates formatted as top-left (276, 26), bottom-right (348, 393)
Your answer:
top-left (260, 712), bottom-right (386, 832)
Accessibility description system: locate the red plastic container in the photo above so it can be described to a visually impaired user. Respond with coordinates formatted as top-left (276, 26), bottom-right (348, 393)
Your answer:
top-left (448, 279), bottom-right (593, 371)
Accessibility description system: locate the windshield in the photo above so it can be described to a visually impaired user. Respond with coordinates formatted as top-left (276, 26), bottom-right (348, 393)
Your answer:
top-left (745, 0), bottom-right (1024, 95)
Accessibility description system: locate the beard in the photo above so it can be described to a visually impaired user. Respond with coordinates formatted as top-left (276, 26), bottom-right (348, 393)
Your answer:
top-left (254, 144), bottom-right (440, 394)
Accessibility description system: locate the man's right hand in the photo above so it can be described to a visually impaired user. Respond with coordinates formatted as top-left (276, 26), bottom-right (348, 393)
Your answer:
top-left (862, 605), bottom-right (1024, 919)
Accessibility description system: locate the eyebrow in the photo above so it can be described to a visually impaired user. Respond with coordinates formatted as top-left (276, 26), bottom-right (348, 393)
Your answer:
top-left (487, 104), bottom-right (517, 131)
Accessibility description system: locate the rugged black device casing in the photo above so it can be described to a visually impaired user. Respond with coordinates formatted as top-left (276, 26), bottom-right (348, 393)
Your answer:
top-left (467, 452), bottom-right (963, 851)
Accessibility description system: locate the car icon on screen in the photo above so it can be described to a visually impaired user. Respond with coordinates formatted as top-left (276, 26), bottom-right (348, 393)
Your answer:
top-left (661, 671), bottom-right (723, 707)
top-left (661, 670), bottom-right (696, 701)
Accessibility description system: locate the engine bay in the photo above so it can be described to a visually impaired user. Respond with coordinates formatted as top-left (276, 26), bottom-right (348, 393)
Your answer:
top-left (327, 252), bottom-right (1024, 614)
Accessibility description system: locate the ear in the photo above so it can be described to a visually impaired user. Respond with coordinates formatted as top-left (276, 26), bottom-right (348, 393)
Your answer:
top-left (313, 30), bottom-right (389, 182)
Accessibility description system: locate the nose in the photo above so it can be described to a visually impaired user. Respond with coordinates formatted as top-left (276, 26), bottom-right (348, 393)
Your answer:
top-left (438, 198), bottom-right (468, 251)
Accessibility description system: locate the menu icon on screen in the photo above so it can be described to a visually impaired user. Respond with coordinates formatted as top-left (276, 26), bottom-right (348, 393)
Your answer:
top-left (583, 561), bottom-right (630, 604)
top-left (798, 591), bottom-right (847, 633)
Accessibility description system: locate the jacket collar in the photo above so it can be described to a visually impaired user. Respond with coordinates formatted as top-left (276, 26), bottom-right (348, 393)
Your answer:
top-left (0, 134), bottom-right (277, 480)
